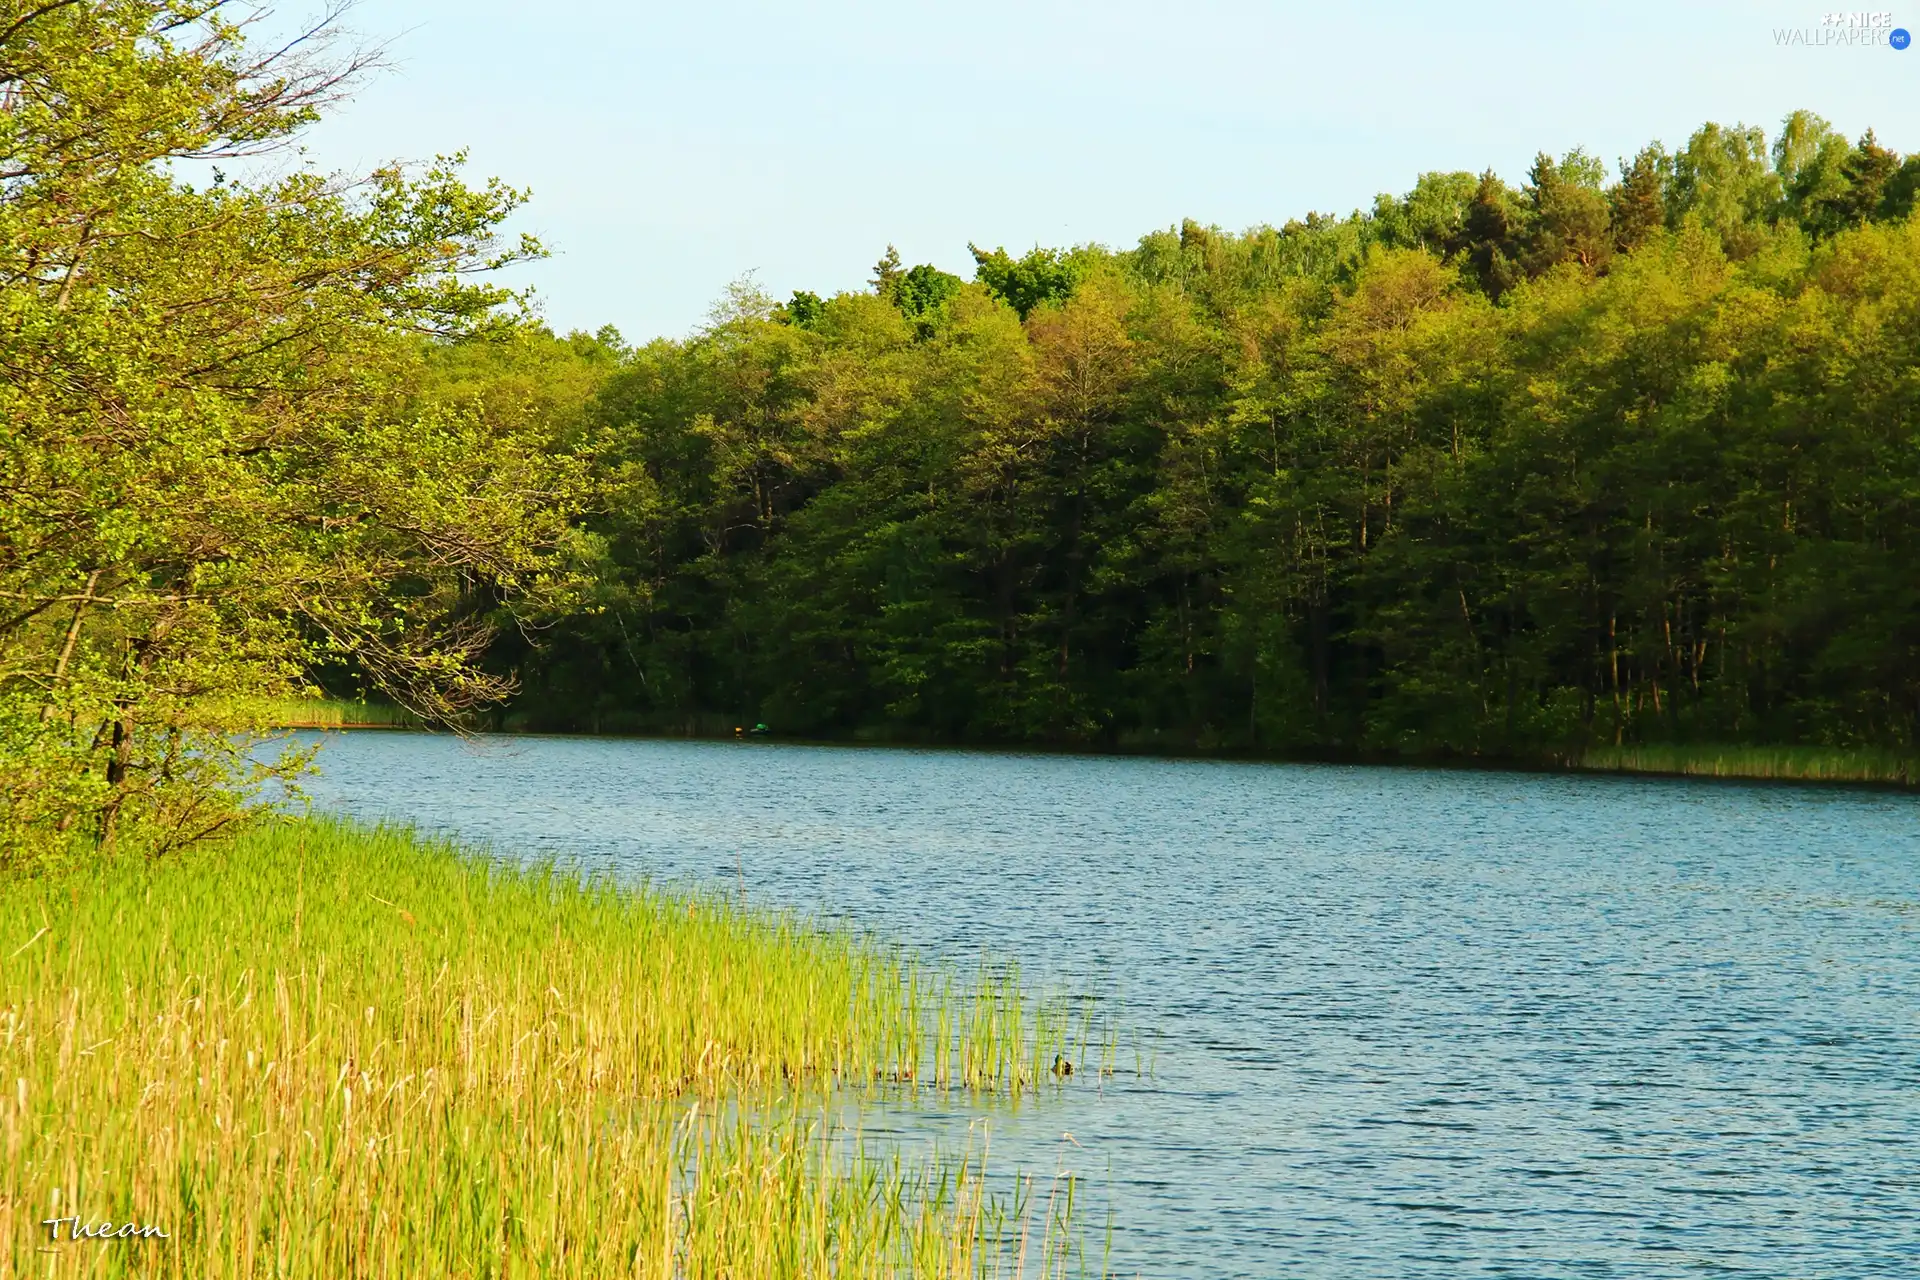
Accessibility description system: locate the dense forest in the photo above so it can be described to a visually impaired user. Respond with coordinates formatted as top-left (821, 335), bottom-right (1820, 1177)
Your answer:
top-left (444, 111), bottom-right (1920, 760)
top-left (16, 10), bottom-right (1920, 872)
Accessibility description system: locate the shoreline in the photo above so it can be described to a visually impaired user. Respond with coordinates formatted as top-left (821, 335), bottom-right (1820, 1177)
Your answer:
top-left (274, 705), bottom-right (1919, 792)
top-left (1, 817), bottom-right (1086, 1275)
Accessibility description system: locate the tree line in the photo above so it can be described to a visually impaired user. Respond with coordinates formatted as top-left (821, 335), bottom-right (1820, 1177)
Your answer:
top-left (482, 112), bottom-right (1920, 759)
top-left (6, 3), bottom-right (1916, 869)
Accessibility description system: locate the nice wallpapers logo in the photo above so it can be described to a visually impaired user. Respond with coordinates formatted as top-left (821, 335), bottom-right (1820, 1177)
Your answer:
top-left (1774, 11), bottom-right (1912, 47)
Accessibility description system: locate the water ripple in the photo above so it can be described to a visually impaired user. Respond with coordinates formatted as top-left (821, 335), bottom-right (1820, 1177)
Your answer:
top-left (297, 734), bottom-right (1920, 1279)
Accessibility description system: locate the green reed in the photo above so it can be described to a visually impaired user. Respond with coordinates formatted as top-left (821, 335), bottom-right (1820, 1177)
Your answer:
top-left (1579, 743), bottom-right (1919, 786)
top-left (0, 818), bottom-right (1099, 1278)
top-left (219, 695), bottom-right (422, 728)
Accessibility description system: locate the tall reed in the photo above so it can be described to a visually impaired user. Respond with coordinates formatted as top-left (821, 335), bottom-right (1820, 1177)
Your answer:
top-left (219, 696), bottom-right (421, 728)
top-left (0, 819), bottom-right (1091, 1277)
top-left (1579, 743), bottom-right (1918, 786)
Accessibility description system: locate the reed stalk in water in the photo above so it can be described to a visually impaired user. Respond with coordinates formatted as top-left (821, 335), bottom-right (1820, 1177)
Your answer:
top-left (217, 696), bottom-right (422, 729)
top-left (0, 819), bottom-right (1090, 1277)
top-left (1579, 743), bottom-right (1917, 785)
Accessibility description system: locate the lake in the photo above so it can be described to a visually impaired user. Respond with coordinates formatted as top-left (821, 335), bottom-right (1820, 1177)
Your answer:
top-left (295, 732), bottom-right (1919, 1278)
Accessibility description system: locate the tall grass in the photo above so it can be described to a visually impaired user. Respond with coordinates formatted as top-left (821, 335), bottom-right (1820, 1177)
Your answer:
top-left (221, 696), bottom-right (421, 728)
top-left (1579, 743), bottom-right (1918, 786)
top-left (0, 820), bottom-right (1095, 1277)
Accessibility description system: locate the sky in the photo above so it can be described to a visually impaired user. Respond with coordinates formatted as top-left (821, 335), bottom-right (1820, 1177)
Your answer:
top-left (278, 0), bottom-right (1920, 341)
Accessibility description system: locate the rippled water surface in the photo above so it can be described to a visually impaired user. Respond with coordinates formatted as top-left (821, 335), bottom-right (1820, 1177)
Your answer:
top-left (297, 732), bottom-right (1919, 1278)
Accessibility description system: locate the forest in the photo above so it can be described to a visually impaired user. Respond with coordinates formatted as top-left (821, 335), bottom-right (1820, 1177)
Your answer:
top-left (8, 0), bottom-right (1920, 866)
top-left (453, 113), bottom-right (1920, 760)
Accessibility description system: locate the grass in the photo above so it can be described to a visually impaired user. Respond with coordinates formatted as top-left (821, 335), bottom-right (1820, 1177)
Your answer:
top-left (0, 818), bottom-right (1106, 1278)
top-left (223, 696), bottom-right (422, 729)
top-left (1578, 742), bottom-right (1919, 786)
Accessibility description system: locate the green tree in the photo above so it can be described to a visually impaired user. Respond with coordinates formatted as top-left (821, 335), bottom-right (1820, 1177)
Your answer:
top-left (1610, 144), bottom-right (1669, 254)
top-left (0, 1), bottom-right (578, 863)
top-left (1667, 121), bottom-right (1780, 256)
top-left (784, 289), bottom-right (826, 328)
top-left (967, 243), bottom-right (1089, 318)
top-left (1813, 129), bottom-right (1902, 231)
top-left (889, 262), bottom-right (964, 337)
top-left (1373, 171), bottom-right (1479, 257)
top-left (1452, 171), bottom-right (1524, 298)
top-left (1773, 108), bottom-right (1851, 233)
top-left (869, 244), bottom-right (905, 295)
top-left (1883, 155), bottom-right (1920, 221)
top-left (893, 264), bottom-right (961, 317)
top-left (1523, 148), bottom-right (1613, 274)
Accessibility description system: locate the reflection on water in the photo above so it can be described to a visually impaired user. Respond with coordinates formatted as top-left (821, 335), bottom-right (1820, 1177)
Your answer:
top-left (294, 732), bottom-right (1920, 1279)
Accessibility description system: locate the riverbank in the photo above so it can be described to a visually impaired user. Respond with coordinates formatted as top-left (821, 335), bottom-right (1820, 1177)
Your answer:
top-left (271, 699), bottom-right (1920, 789)
top-left (0, 819), bottom-right (1087, 1278)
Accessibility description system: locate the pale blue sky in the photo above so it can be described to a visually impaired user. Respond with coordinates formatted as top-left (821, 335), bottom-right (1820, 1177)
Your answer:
top-left (293, 0), bottom-right (1917, 340)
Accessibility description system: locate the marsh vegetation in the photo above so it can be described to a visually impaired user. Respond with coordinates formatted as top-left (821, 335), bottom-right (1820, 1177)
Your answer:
top-left (0, 818), bottom-right (1108, 1277)
top-left (1578, 742), bottom-right (1918, 785)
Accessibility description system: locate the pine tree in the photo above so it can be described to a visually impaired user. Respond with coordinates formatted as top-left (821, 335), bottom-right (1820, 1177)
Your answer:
top-left (869, 244), bottom-right (905, 297)
top-left (1610, 145), bottom-right (1668, 254)
top-left (1882, 156), bottom-right (1920, 222)
top-left (1524, 150), bottom-right (1613, 275)
top-left (1452, 170), bottom-right (1523, 298)
top-left (1815, 130), bottom-right (1901, 230)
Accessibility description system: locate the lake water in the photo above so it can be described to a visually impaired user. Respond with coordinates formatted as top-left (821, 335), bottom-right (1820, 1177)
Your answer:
top-left (295, 732), bottom-right (1919, 1278)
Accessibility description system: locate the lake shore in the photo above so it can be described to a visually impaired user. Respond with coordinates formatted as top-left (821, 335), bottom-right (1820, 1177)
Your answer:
top-left (0, 818), bottom-right (1082, 1278)
top-left (266, 698), bottom-right (1918, 790)
top-left (286, 730), bottom-right (1920, 1276)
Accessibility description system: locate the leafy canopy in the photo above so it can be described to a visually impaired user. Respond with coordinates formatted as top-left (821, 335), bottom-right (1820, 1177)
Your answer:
top-left (0, 1), bottom-right (582, 865)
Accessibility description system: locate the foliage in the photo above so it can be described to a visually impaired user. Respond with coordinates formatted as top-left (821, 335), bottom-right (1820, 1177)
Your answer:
top-left (0, 2), bottom-right (584, 864)
top-left (967, 243), bottom-right (1094, 319)
top-left (504, 110), bottom-right (1920, 766)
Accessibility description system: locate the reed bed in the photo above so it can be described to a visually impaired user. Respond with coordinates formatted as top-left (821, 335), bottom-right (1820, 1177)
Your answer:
top-left (220, 696), bottom-right (422, 729)
top-left (1579, 743), bottom-right (1919, 786)
top-left (0, 819), bottom-right (1094, 1278)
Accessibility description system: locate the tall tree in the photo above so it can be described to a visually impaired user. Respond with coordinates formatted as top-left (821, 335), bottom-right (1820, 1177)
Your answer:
top-left (1373, 171), bottom-right (1479, 257)
top-left (968, 243), bottom-right (1088, 318)
top-left (1667, 121), bottom-right (1780, 256)
top-left (0, 1), bottom-right (577, 862)
top-left (1883, 155), bottom-right (1920, 222)
top-left (1610, 144), bottom-right (1670, 254)
top-left (1813, 129), bottom-right (1902, 231)
top-left (869, 244), bottom-right (905, 296)
top-left (1523, 148), bottom-right (1614, 274)
top-left (1452, 171), bottom-right (1524, 298)
top-left (1773, 108), bottom-right (1852, 233)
